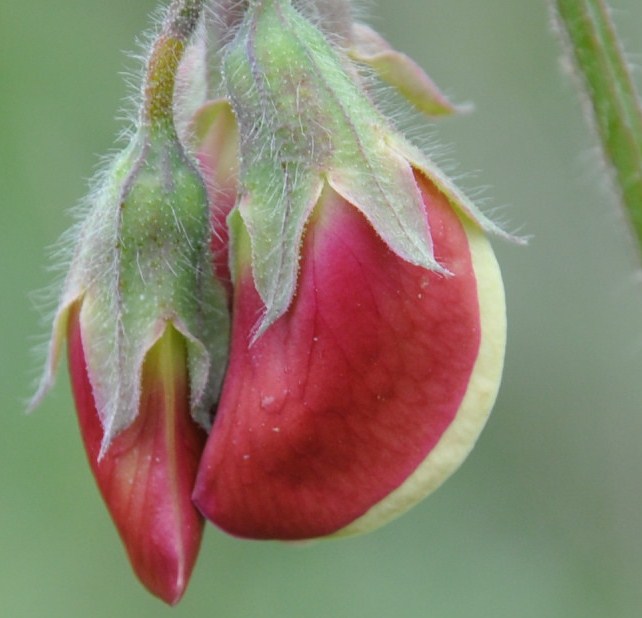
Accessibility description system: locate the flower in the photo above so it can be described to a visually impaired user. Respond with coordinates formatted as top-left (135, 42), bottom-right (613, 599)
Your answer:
top-left (32, 0), bottom-right (515, 598)
top-left (192, 0), bottom-right (509, 539)
top-left (31, 0), bottom-right (229, 603)
top-left (45, 127), bottom-right (228, 603)
top-left (67, 309), bottom-right (208, 603)
top-left (194, 173), bottom-right (505, 540)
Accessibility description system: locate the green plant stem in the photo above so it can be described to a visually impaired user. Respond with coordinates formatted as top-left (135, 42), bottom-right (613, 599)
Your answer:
top-left (554, 0), bottom-right (642, 247)
top-left (143, 0), bottom-right (204, 128)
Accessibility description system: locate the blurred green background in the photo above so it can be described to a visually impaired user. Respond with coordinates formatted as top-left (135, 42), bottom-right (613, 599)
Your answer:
top-left (3, 0), bottom-right (642, 616)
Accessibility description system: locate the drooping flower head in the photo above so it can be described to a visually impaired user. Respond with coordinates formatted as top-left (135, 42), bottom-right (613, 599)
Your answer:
top-left (31, 0), bottom-right (516, 601)
top-left (192, 0), bottom-right (513, 539)
top-left (31, 0), bottom-right (229, 604)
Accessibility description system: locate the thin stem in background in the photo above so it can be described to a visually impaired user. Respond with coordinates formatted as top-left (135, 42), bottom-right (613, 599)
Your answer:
top-left (553, 0), bottom-right (642, 250)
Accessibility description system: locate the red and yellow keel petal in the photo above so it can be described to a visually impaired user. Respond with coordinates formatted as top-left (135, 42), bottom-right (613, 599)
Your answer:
top-left (336, 178), bottom-right (505, 537)
top-left (193, 174), bottom-right (505, 540)
top-left (68, 307), bottom-right (206, 604)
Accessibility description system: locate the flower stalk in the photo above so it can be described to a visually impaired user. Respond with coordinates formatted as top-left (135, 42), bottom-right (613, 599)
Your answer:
top-left (144, 0), bottom-right (204, 127)
top-left (553, 0), bottom-right (642, 250)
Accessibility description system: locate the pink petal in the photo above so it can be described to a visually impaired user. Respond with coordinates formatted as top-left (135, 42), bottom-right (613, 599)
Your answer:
top-left (67, 307), bottom-right (205, 604)
top-left (194, 174), bottom-right (482, 540)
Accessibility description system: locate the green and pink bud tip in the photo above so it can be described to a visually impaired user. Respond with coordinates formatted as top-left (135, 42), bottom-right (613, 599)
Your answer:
top-left (192, 0), bottom-right (514, 539)
top-left (31, 0), bottom-right (229, 604)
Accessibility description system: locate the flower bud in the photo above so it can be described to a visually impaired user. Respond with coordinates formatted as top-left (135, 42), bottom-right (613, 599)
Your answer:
top-left (193, 0), bottom-right (511, 539)
top-left (35, 120), bottom-right (229, 601)
top-left (32, 0), bottom-right (229, 603)
top-left (67, 308), bottom-right (206, 604)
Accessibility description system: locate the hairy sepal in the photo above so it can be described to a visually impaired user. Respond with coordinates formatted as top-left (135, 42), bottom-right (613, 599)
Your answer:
top-left (34, 127), bottom-right (229, 455)
top-left (29, 142), bottom-right (140, 413)
top-left (222, 0), bottom-right (446, 334)
top-left (390, 134), bottom-right (525, 243)
top-left (349, 23), bottom-right (470, 117)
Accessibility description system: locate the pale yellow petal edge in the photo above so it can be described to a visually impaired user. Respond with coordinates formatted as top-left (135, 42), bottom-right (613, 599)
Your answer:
top-left (332, 217), bottom-right (506, 538)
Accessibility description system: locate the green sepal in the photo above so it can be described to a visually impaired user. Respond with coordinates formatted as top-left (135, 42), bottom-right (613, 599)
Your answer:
top-left (35, 125), bottom-right (230, 454)
top-left (223, 0), bottom-right (447, 333)
top-left (349, 23), bottom-right (471, 117)
top-left (388, 133), bottom-right (526, 244)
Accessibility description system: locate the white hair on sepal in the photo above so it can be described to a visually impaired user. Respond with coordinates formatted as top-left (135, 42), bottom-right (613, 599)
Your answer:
top-left (29, 136), bottom-right (125, 339)
top-left (27, 0), bottom-right (159, 410)
top-left (27, 219), bottom-right (81, 404)
top-left (175, 19), bottom-right (212, 144)
top-left (292, 0), bottom-right (352, 44)
top-left (112, 0), bottom-right (210, 137)
top-left (340, 52), bottom-right (450, 186)
top-left (340, 22), bottom-right (525, 244)
top-left (205, 0), bottom-right (250, 50)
